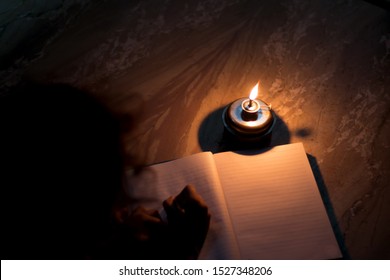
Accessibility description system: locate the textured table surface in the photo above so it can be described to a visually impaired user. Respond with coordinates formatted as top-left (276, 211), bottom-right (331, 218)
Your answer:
top-left (1, 0), bottom-right (389, 259)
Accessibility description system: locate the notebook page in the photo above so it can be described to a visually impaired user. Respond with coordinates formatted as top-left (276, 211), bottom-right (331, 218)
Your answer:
top-left (213, 143), bottom-right (341, 259)
top-left (125, 152), bottom-right (240, 259)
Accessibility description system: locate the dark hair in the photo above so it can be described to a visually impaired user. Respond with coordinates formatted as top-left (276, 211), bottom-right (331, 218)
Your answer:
top-left (0, 83), bottom-right (124, 259)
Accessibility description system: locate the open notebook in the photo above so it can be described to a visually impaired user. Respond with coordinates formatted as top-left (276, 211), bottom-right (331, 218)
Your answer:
top-left (125, 143), bottom-right (341, 259)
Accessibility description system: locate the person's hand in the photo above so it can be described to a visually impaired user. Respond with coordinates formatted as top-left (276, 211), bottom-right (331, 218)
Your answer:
top-left (110, 185), bottom-right (210, 259)
top-left (121, 206), bottom-right (164, 242)
top-left (163, 185), bottom-right (211, 259)
top-left (110, 205), bottom-right (170, 259)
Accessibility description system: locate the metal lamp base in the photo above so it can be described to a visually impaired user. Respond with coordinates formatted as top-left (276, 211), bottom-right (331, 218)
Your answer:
top-left (222, 98), bottom-right (276, 147)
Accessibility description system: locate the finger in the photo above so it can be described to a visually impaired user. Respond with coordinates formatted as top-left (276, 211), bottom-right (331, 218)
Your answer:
top-left (144, 208), bottom-right (160, 219)
top-left (163, 196), bottom-right (186, 223)
top-left (174, 185), bottom-right (194, 204)
top-left (176, 185), bottom-right (204, 205)
top-left (131, 206), bottom-right (163, 224)
top-left (163, 196), bottom-right (174, 211)
top-left (133, 206), bottom-right (158, 217)
top-left (175, 185), bottom-right (209, 213)
top-left (163, 196), bottom-right (179, 217)
top-left (114, 206), bottom-right (130, 223)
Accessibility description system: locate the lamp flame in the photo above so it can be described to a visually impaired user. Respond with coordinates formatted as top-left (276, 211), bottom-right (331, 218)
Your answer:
top-left (249, 82), bottom-right (259, 100)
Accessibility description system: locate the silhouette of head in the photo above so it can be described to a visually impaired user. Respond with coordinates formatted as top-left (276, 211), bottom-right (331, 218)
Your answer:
top-left (1, 83), bottom-right (124, 259)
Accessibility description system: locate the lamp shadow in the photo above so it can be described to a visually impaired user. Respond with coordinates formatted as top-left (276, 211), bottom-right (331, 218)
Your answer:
top-left (307, 154), bottom-right (349, 259)
top-left (198, 106), bottom-right (290, 153)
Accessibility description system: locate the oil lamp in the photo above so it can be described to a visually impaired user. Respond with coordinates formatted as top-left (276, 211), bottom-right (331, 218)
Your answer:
top-left (222, 82), bottom-right (275, 143)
